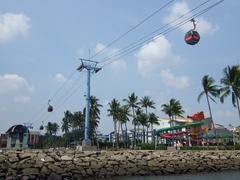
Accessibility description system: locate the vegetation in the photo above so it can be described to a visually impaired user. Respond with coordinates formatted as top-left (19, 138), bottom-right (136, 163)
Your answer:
top-left (161, 98), bottom-right (185, 127)
top-left (107, 98), bottom-right (120, 147)
top-left (198, 75), bottom-right (220, 138)
top-left (36, 64), bottom-right (240, 150)
top-left (220, 65), bottom-right (240, 120)
top-left (123, 93), bottom-right (140, 147)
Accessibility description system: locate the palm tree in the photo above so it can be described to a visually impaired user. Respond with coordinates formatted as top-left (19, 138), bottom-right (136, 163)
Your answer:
top-left (71, 111), bottom-right (84, 130)
top-left (148, 112), bottom-right (159, 143)
top-left (123, 92), bottom-right (139, 146)
top-left (135, 108), bottom-right (147, 143)
top-left (89, 96), bottom-right (102, 141)
top-left (45, 122), bottom-right (54, 135)
top-left (45, 122), bottom-right (59, 147)
top-left (107, 98), bottom-right (120, 147)
top-left (220, 65), bottom-right (240, 120)
top-left (161, 99), bottom-right (185, 126)
top-left (52, 122), bottom-right (59, 135)
top-left (161, 102), bottom-right (173, 125)
top-left (69, 111), bottom-right (85, 143)
top-left (61, 110), bottom-right (72, 134)
top-left (198, 75), bottom-right (220, 138)
top-left (83, 96), bottom-right (102, 142)
top-left (171, 99), bottom-right (185, 119)
top-left (140, 96), bottom-right (155, 143)
top-left (117, 105), bottom-right (131, 148)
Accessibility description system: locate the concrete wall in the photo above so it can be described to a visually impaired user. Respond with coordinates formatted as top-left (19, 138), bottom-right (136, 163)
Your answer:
top-left (0, 149), bottom-right (240, 179)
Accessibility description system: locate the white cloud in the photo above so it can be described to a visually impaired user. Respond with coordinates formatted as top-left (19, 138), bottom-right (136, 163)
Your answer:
top-left (0, 74), bottom-right (34, 94)
top-left (54, 73), bottom-right (66, 83)
top-left (95, 43), bottom-right (106, 53)
top-left (136, 36), bottom-right (181, 77)
top-left (109, 60), bottom-right (127, 71)
top-left (14, 95), bottom-right (31, 104)
top-left (164, 1), bottom-right (218, 35)
top-left (0, 13), bottom-right (30, 43)
top-left (160, 69), bottom-right (190, 89)
top-left (94, 43), bottom-right (127, 72)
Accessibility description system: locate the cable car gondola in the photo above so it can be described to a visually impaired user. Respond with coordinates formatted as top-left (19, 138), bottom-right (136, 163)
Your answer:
top-left (184, 19), bottom-right (200, 45)
top-left (47, 100), bottom-right (53, 112)
top-left (40, 121), bottom-right (44, 130)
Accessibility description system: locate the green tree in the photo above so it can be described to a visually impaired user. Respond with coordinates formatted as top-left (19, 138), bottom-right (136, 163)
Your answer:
top-left (171, 99), bottom-right (185, 119)
top-left (220, 65), bottom-right (240, 120)
top-left (61, 110), bottom-right (72, 134)
top-left (161, 102), bottom-right (173, 125)
top-left (107, 98), bottom-right (120, 147)
top-left (198, 75), bottom-right (219, 138)
top-left (135, 108), bottom-right (147, 144)
top-left (71, 111), bottom-right (85, 131)
top-left (148, 112), bottom-right (159, 143)
top-left (45, 122), bottom-right (54, 135)
top-left (52, 122), bottom-right (59, 135)
top-left (84, 96), bottom-right (102, 141)
top-left (123, 92), bottom-right (139, 146)
top-left (140, 96), bottom-right (155, 143)
top-left (117, 105), bottom-right (131, 147)
top-left (161, 99), bottom-right (185, 127)
top-left (45, 122), bottom-right (59, 147)
top-left (71, 111), bottom-right (85, 143)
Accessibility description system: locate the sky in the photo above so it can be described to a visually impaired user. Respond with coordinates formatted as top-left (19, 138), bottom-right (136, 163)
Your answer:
top-left (0, 0), bottom-right (240, 134)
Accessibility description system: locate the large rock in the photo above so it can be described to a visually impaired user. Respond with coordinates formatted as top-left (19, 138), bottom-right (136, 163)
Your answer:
top-left (18, 152), bottom-right (35, 160)
top-left (0, 155), bottom-right (6, 163)
top-left (61, 155), bottom-right (72, 161)
top-left (1, 149), bottom-right (240, 179)
top-left (22, 168), bottom-right (39, 175)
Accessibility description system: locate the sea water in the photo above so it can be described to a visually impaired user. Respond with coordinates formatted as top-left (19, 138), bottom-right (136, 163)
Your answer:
top-left (107, 171), bottom-right (240, 180)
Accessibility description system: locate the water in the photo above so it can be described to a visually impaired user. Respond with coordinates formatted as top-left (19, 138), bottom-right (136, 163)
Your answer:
top-left (106, 171), bottom-right (240, 180)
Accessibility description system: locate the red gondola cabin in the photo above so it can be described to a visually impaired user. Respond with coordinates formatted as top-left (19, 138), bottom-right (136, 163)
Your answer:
top-left (185, 30), bottom-right (200, 45)
top-left (48, 105), bottom-right (53, 112)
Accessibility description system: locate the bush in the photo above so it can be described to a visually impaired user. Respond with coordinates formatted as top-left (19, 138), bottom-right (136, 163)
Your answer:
top-left (234, 144), bottom-right (240, 150)
top-left (138, 143), bottom-right (167, 150)
top-left (98, 141), bottom-right (113, 149)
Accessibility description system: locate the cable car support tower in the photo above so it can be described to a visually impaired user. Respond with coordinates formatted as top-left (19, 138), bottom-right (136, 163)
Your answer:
top-left (77, 58), bottom-right (101, 148)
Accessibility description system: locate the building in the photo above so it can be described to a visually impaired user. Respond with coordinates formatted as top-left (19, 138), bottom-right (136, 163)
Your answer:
top-left (0, 134), bottom-right (7, 148)
top-left (6, 124), bottom-right (29, 149)
top-left (28, 131), bottom-right (40, 146)
top-left (96, 131), bottom-right (109, 142)
top-left (5, 124), bottom-right (41, 149)
top-left (203, 124), bottom-right (234, 144)
top-left (230, 126), bottom-right (240, 144)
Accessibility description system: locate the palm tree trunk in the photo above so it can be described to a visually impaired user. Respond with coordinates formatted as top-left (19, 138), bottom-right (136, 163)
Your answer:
top-left (121, 123), bottom-right (123, 142)
top-left (125, 123), bottom-right (128, 148)
top-left (145, 107), bottom-right (148, 144)
top-left (137, 124), bottom-right (140, 145)
top-left (132, 107), bottom-right (136, 147)
top-left (117, 121), bottom-right (120, 148)
top-left (236, 97), bottom-right (240, 121)
top-left (113, 118), bottom-right (117, 147)
top-left (206, 93), bottom-right (217, 143)
top-left (142, 125), bottom-right (145, 144)
top-left (146, 125), bottom-right (149, 144)
top-left (151, 123), bottom-right (154, 144)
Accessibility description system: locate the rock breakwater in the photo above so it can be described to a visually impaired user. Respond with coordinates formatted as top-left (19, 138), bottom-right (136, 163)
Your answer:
top-left (0, 149), bottom-right (240, 179)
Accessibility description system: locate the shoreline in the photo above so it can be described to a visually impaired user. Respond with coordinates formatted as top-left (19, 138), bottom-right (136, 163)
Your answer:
top-left (1, 149), bottom-right (240, 179)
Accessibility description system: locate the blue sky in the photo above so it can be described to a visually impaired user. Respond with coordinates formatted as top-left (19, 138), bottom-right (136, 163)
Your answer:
top-left (0, 0), bottom-right (240, 134)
